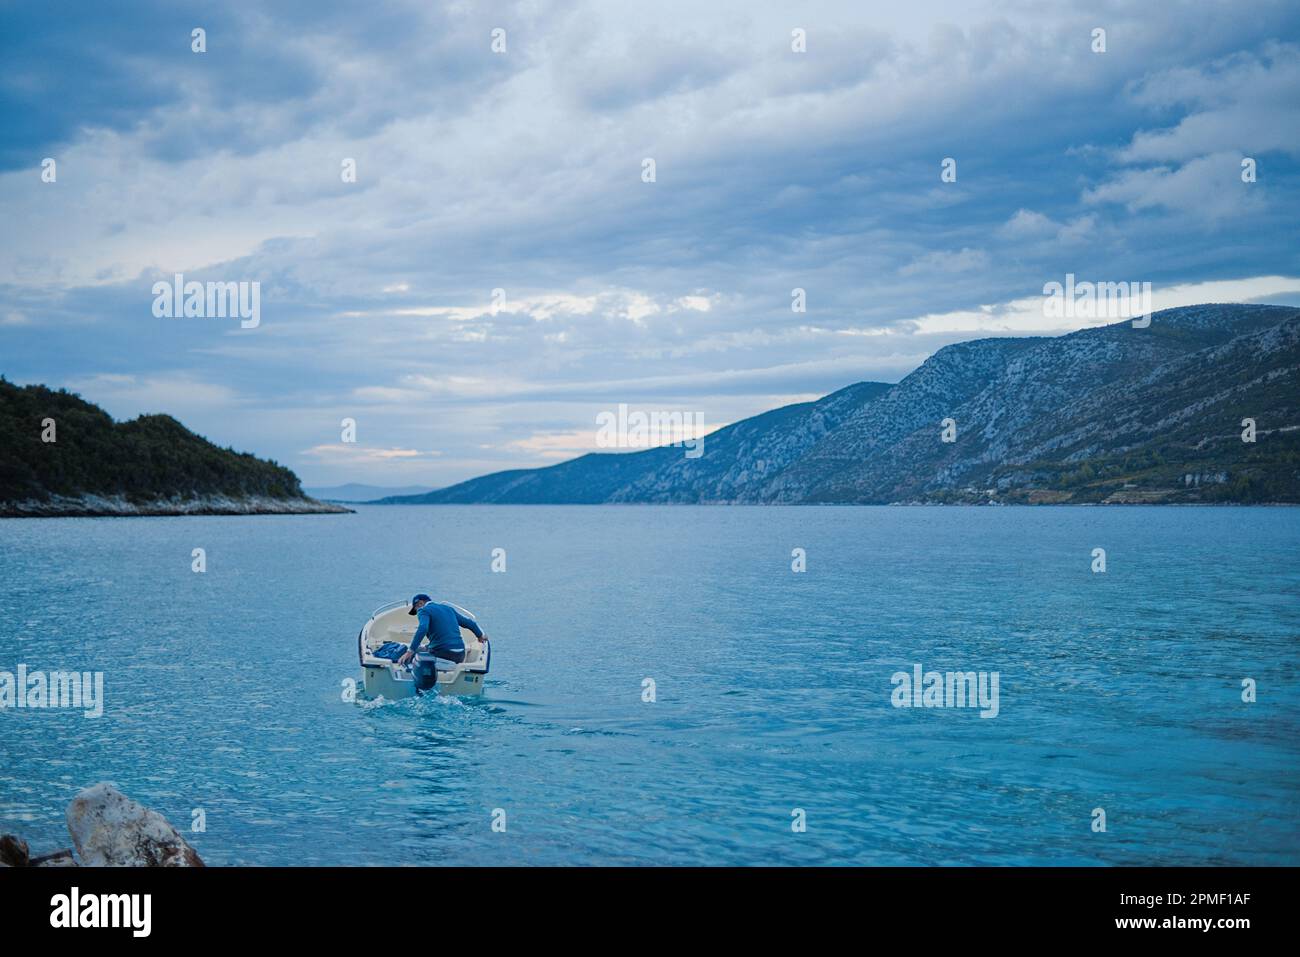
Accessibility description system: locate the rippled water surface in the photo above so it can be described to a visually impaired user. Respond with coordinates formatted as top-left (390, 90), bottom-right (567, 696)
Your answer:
top-left (1, 505), bottom-right (1297, 865)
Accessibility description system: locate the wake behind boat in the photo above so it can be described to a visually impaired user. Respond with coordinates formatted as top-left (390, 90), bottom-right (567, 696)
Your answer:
top-left (357, 599), bottom-right (491, 698)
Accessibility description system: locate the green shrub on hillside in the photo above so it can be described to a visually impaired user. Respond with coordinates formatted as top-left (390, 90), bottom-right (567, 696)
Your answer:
top-left (0, 377), bottom-right (305, 504)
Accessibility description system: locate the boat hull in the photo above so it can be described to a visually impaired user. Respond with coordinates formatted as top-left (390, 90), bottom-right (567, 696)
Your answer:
top-left (362, 659), bottom-right (486, 699)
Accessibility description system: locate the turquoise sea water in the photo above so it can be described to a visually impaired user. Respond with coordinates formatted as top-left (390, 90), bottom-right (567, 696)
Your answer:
top-left (1, 505), bottom-right (1297, 865)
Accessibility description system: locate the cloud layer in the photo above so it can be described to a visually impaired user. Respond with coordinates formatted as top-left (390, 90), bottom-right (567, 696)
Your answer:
top-left (2, 0), bottom-right (1298, 485)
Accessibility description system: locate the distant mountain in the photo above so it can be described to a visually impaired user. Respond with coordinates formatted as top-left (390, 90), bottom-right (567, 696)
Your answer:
top-left (303, 483), bottom-right (439, 503)
top-left (379, 304), bottom-right (1300, 505)
top-left (0, 379), bottom-right (348, 517)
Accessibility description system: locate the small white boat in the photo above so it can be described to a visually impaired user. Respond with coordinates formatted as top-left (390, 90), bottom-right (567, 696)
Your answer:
top-left (357, 600), bottom-right (491, 698)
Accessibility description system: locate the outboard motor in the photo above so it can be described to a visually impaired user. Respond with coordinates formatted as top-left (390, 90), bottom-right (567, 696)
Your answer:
top-left (411, 652), bottom-right (447, 694)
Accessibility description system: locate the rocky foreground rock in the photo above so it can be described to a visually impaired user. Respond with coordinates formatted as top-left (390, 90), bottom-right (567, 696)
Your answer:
top-left (0, 783), bottom-right (203, 867)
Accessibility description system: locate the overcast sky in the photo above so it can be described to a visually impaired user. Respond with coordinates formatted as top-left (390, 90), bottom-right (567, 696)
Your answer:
top-left (2, 0), bottom-right (1298, 487)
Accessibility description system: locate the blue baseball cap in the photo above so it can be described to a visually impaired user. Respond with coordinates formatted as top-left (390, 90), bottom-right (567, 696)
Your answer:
top-left (408, 593), bottom-right (432, 615)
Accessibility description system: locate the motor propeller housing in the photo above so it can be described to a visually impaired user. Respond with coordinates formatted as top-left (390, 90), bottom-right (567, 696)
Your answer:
top-left (411, 653), bottom-right (449, 693)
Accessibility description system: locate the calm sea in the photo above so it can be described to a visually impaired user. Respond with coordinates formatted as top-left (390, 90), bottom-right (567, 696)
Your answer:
top-left (1, 505), bottom-right (1297, 865)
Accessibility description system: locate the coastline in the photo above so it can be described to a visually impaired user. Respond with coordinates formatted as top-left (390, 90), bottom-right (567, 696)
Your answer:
top-left (363, 498), bottom-right (1298, 507)
top-left (0, 493), bottom-right (353, 518)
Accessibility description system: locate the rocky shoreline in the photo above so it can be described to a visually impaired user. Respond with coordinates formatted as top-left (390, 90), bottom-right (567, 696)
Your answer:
top-left (1, 783), bottom-right (203, 867)
top-left (1, 493), bottom-right (353, 518)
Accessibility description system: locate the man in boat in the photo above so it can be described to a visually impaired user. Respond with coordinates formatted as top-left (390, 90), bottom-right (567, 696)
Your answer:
top-left (397, 593), bottom-right (484, 667)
